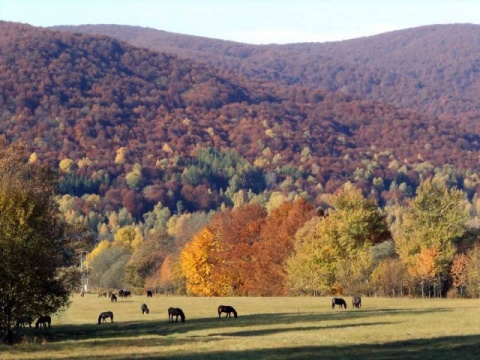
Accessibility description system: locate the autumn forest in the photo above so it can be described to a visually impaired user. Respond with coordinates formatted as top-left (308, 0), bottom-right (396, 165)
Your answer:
top-left (2, 21), bottom-right (480, 298)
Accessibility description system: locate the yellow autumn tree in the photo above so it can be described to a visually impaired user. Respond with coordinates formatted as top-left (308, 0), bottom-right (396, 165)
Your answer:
top-left (114, 226), bottom-right (136, 250)
top-left (180, 226), bottom-right (223, 296)
top-left (86, 240), bottom-right (112, 264)
top-left (58, 158), bottom-right (76, 173)
top-left (114, 147), bottom-right (128, 164)
top-left (395, 178), bottom-right (467, 296)
top-left (130, 226), bottom-right (145, 251)
top-left (28, 152), bottom-right (37, 163)
top-left (287, 186), bottom-right (390, 295)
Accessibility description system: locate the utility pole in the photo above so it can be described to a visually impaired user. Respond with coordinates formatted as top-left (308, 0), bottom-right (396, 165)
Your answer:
top-left (80, 250), bottom-right (89, 292)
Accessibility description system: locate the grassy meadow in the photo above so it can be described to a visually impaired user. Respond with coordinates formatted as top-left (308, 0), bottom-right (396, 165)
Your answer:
top-left (1, 294), bottom-right (480, 359)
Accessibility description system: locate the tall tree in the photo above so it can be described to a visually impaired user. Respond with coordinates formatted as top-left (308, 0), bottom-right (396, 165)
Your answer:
top-left (250, 199), bottom-right (316, 295)
top-left (209, 204), bottom-right (267, 296)
top-left (395, 178), bottom-right (467, 296)
top-left (180, 226), bottom-right (221, 296)
top-left (0, 141), bottom-right (81, 344)
top-left (451, 253), bottom-right (469, 296)
top-left (287, 186), bottom-right (390, 295)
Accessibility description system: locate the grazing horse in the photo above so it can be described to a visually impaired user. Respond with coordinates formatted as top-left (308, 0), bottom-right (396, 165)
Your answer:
top-left (98, 311), bottom-right (114, 324)
top-left (218, 305), bottom-right (238, 318)
top-left (122, 290), bottom-right (132, 298)
top-left (35, 315), bottom-right (51, 329)
top-left (352, 296), bottom-right (362, 309)
top-left (146, 290), bottom-right (153, 297)
top-left (98, 292), bottom-right (107, 297)
top-left (16, 316), bottom-right (33, 328)
top-left (168, 307), bottom-right (185, 323)
top-left (141, 304), bottom-right (150, 314)
top-left (110, 293), bottom-right (117, 302)
top-left (332, 297), bottom-right (347, 309)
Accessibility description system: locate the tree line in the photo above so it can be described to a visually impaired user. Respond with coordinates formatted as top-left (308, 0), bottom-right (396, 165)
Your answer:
top-left (86, 175), bottom-right (480, 299)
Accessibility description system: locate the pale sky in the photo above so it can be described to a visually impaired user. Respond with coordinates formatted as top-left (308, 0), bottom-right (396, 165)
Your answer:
top-left (1, 0), bottom-right (480, 44)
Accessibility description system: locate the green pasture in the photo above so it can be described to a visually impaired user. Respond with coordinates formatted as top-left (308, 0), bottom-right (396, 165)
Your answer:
top-left (2, 294), bottom-right (480, 359)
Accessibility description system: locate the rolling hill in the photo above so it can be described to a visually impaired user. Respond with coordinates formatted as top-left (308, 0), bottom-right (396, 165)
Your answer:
top-left (51, 23), bottom-right (480, 125)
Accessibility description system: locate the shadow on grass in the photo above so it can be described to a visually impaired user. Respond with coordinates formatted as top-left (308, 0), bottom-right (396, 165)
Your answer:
top-left (6, 334), bottom-right (480, 360)
top-left (208, 321), bottom-right (393, 337)
top-left (3, 307), bottom-right (456, 359)
top-left (18, 306), bottom-right (450, 343)
top-left (138, 334), bottom-right (480, 360)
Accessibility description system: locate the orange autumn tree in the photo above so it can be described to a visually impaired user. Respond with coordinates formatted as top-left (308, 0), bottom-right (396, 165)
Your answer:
top-left (409, 247), bottom-right (438, 298)
top-left (249, 198), bottom-right (316, 295)
top-left (180, 203), bottom-right (268, 296)
top-left (209, 203), bottom-right (267, 296)
top-left (451, 253), bottom-right (469, 296)
top-left (146, 253), bottom-right (186, 295)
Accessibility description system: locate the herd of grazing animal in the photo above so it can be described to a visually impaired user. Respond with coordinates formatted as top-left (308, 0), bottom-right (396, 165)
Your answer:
top-left (94, 289), bottom-right (240, 325)
top-left (19, 291), bottom-right (362, 331)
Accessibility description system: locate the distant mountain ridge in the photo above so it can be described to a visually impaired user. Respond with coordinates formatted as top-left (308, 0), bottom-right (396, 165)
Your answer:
top-left (51, 23), bottom-right (480, 126)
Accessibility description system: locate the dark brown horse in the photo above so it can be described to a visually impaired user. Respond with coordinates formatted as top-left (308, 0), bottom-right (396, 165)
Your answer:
top-left (110, 293), bottom-right (117, 302)
top-left (332, 297), bottom-right (347, 309)
top-left (98, 311), bottom-right (114, 324)
top-left (218, 305), bottom-right (237, 318)
top-left (16, 316), bottom-right (33, 328)
top-left (168, 307), bottom-right (185, 323)
top-left (141, 303), bottom-right (150, 314)
top-left (352, 296), bottom-right (362, 309)
top-left (119, 290), bottom-right (131, 298)
top-left (146, 290), bottom-right (153, 297)
top-left (35, 315), bottom-right (51, 329)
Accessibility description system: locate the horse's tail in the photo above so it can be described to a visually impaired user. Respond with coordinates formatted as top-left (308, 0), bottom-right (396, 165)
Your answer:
top-left (218, 306), bottom-right (223, 318)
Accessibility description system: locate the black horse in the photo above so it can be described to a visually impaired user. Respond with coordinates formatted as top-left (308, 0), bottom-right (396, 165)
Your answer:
top-left (141, 303), bottom-right (150, 314)
top-left (352, 296), bottom-right (362, 309)
top-left (332, 297), bottom-right (347, 309)
top-left (98, 311), bottom-right (114, 324)
top-left (146, 290), bottom-right (153, 297)
top-left (218, 305), bottom-right (238, 318)
top-left (110, 293), bottom-right (117, 302)
top-left (168, 307), bottom-right (185, 323)
top-left (35, 315), bottom-right (51, 329)
top-left (16, 316), bottom-right (33, 328)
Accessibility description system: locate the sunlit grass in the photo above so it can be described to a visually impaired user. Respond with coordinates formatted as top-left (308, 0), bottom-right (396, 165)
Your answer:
top-left (1, 294), bottom-right (480, 359)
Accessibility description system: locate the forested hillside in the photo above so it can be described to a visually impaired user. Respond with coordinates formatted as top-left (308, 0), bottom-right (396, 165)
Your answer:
top-left (3, 21), bottom-right (480, 298)
top-left (1, 21), bottom-right (476, 215)
top-left (53, 23), bottom-right (480, 125)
